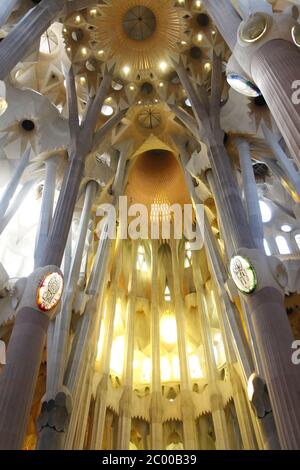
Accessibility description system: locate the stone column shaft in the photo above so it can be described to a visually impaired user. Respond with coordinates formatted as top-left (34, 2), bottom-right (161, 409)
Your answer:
top-left (91, 241), bottom-right (123, 450)
top-left (0, 0), bottom-right (20, 27)
top-left (170, 241), bottom-right (197, 450)
top-left (0, 178), bottom-right (37, 235)
top-left (251, 40), bottom-right (300, 170)
top-left (34, 157), bottom-right (59, 269)
top-left (203, 0), bottom-right (241, 50)
top-left (192, 257), bottom-right (231, 450)
top-left (236, 139), bottom-right (264, 250)
top-left (0, 308), bottom-right (48, 449)
top-left (150, 240), bottom-right (163, 450)
top-left (47, 180), bottom-right (98, 393)
top-left (0, 147), bottom-right (30, 221)
top-left (177, 61), bottom-right (300, 448)
top-left (117, 241), bottom-right (138, 451)
top-left (0, 0), bottom-right (63, 80)
top-left (262, 124), bottom-right (300, 197)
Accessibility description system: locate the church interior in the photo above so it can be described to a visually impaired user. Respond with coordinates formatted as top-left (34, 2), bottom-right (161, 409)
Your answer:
top-left (0, 0), bottom-right (300, 451)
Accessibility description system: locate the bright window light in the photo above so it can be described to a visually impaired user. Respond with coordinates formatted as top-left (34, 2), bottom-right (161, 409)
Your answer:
top-left (101, 105), bottom-right (114, 116)
top-left (276, 236), bottom-right (291, 255)
top-left (263, 239), bottom-right (271, 256)
top-left (160, 314), bottom-right (177, 345)
top-left (295, 234), bottom-right (300, 251)
top-left (259, 200), bottom-right (272, 223)
top-left (281, 225), bottom-right (292, 233)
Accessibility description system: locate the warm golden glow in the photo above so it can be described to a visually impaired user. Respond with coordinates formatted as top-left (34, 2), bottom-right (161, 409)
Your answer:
top-left (110, 336), bottom-right (125, 376)
top-left (160, 313), bottom-right (177, 344)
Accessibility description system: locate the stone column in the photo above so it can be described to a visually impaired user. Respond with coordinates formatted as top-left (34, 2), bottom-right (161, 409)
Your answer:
top-left (170, 240), bottom-right (197, 450)
top-left (235, 139), bottom-right (264, 250)
top-left (34, 156), bottom-right (60, 269)
top-left (40, 137), bottom-right (129, 449)
top-left (204, 3), bottom-right (300, 170)
top-left (0, 0), bottom-right (21, 28)
top-left (176, 62), bottom-right (300, 449)
top-left (203, 0), bottom-right (241, 50)
top-left (191, 252), bottom-right (231, 450)
top-left (0, 178), bottom-right (37, 235)
top-left (179, 147), bottom-right (278, 449)
top-left (262, 123), bottom-right (300, 197)
top-left (47, 180), bottom-right (98, 393)
top-left (150, 240), bottom-right (163, 450)
top-left (73, 371), bottom-right (92, 449)
top-left (0, 265), bottom-right (63, 449)
top-left (0, 68), bottom-right (114, 450)
top-left (90, 240), bottom-right (123, 450)
top-left (117, 241), bottom-right (138, 450)
top-left (0, 147), bottom-right (30, 221)
top-left (0, 0), bottom-right (64, 80)
top-left (206, 170), bottom-right (234, 258)
top-left (251, 40), bottom-right (300, 169)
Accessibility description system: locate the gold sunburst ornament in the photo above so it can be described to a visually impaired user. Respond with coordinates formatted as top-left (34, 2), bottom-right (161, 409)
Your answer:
top-left (64, 0), bottom-right (187, 78)
top-left (90, 0), bottom-right (188, 76)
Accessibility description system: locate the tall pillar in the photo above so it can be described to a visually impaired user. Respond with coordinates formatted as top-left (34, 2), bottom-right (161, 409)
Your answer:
top-left (47, 180), bottom-right (98, 393)
top-left (191, 252), bottom-right (231, 450)
top-left (182, 151), bottom-right (278, 449)
top-left (251, 40), bottom-right (300, 169)
top-left (0, 67), bottom-right (114, 449)
top-left (149, 240), bottom-right (163, 450)
top-left (0, 178), bottom-right (37, 235)
top-left (0, 0), bottom-right (21, 28)
top-left (34, 156), bottom-right (60, 269)
top-left (90, 239), bottom-right (123, 450)
top-left (39, 139), bottom-right (129, 450)
top-left (176, 61), bottom-right (300, 449)
top-left (0, 0), bottom-right (64, 80)
top-left (262, 123), bottom-right (300, 198)
top-left (204, 2), bottom-right (300, 170)
top-left (117, 241), bottom-right (138, 450)
top-left (0, 147), bottom-right (31, 222)
top-left (235, 139), bottom-right (264, 250)
top-left (170, 240), bottom-right (197, 450)
top-left (203, 0), bottom-right (241, 50)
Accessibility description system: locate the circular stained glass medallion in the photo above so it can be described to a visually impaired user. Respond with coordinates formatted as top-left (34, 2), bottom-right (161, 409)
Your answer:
top-left (227, 73), bottom-right (261, 98)
top-left (37, 272), bottom-right (64, 312)
top-left (230, 255), bottom-right (257, 294)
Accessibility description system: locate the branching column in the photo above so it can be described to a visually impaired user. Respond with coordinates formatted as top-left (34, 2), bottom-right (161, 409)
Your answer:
top-left (203, 0), bottom-right (241, 50)
top-left (0, 147), bottom-right (31, 222)
top-left (0, 66), bottom-right (114, 450)
top-left (175, 61), bottom-right (300, 449)
top-left (0, 0), bottom-right (64, 80)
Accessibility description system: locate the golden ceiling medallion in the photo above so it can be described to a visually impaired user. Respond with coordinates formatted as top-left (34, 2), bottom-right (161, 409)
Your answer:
top-left (239, 13), bottom-right (270, 44)
top-left (123, 6), bottom-right (157, 41)
top-left (292, 24), bottom-right (300, 47)
top-left (80, 0), bottom-right (188, 75)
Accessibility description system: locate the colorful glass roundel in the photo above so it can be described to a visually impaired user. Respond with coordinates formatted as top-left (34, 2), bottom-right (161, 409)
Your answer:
top-left (37, 272), bottom-right (64, 312)
top-left (239, 13), bottom-right (269, 44)
top-left (230, 256), bottom-right (257, 294)
top-left (227, 73), bottom-right (261, 98)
